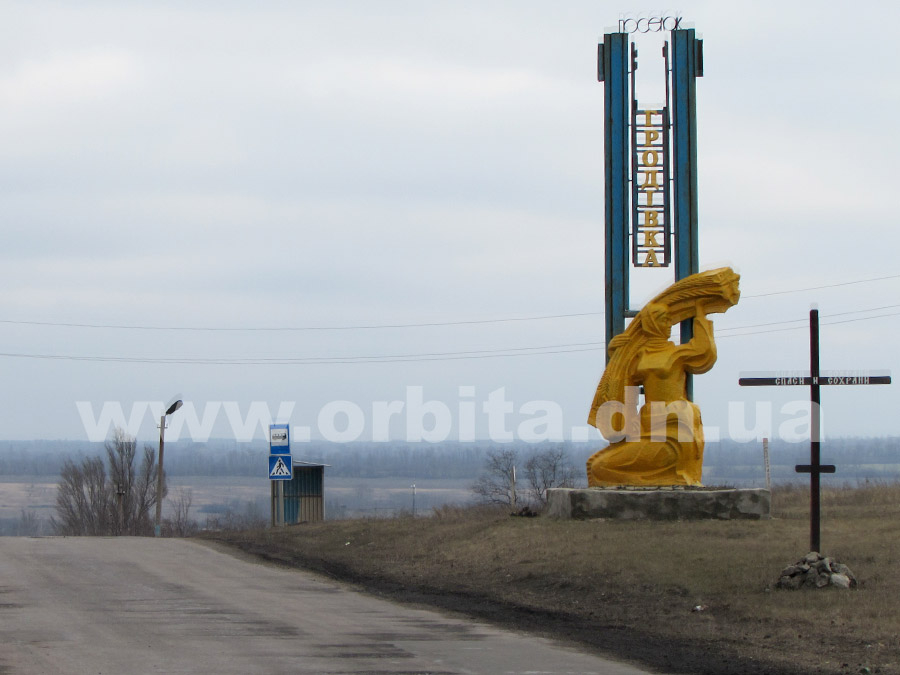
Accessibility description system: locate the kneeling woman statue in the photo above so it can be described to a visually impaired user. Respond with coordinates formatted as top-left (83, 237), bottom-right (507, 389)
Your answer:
top-left (586, 268), bottom-right (740, 486)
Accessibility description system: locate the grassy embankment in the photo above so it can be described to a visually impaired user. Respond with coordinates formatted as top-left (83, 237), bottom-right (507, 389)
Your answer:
top-left (208, 482), bottom-right (900, 675)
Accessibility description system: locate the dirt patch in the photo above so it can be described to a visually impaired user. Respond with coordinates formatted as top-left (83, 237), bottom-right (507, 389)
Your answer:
top-left (215, 543), bottom-right (764, 674)
top-left (205, 489), bottom-right (900, 675)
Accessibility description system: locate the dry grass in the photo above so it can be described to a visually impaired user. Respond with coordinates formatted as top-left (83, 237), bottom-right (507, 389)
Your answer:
top-left (209, 483), bottom-right (900, 675)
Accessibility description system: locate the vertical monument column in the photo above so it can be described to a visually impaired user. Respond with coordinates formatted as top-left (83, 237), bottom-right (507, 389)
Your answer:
top-left (599, 33), bottom-right (630, 362)
top-left (598, 20), bottom-right (702, 390)
top-left (670, 28), bottom-right (703, 398)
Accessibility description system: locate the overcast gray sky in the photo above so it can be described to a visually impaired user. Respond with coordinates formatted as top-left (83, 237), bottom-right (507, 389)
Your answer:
top-left (1, 1), bottom-right (898, 443)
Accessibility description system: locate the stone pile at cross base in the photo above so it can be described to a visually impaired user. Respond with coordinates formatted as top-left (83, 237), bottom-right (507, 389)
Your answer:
top-left (776, 552), bottom-right (857, 590)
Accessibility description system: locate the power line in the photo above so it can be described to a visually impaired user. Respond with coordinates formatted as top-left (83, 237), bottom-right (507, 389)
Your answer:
top-left (822, 310), bottom-right (900, 327)
top-left (741, 273), bottom-right (900, 298)
top-left (2, 308), bottom-right (899, 365)
top-left (718, 310), bottom-right (900, 339)
top-left (0, 312), bottom-right (600, 332)
top-left (0, 341), bottom-right (606, 366)
top-left (716, 303), bottom-right (900, 333)
top-left (1, 273), bottom-right (898, 332)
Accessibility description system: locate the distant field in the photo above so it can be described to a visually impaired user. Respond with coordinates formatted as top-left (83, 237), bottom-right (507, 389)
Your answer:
top-left (0, 475), bottom-right (475, 530)
top-left (6, 468), bottom-right (900, 530)
top-left (0, 478), bottom-right (56, 524)
top-left (0, 476), bottom-right (267, 524)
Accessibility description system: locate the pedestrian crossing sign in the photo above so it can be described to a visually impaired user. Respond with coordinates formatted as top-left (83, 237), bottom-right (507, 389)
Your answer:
top-left (269, 455), bottom-right (292, 480)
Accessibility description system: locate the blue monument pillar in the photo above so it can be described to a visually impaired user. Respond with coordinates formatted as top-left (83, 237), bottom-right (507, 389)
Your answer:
top-left (598, 19), bottom-right (702, 395)
top-left (599, 33), bottom-right (630, 359)
top-left (671, 28), bottom-right (703, 398)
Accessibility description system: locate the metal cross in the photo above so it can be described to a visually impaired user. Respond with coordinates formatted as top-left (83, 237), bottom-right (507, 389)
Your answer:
top-left (739, 309), bottom-right (890, 552)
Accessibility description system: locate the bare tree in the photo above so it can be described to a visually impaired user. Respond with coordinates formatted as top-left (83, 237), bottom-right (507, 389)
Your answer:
top-left (16, 509), bottom-right (43, 536)
top-left (131, 443), bottom-right (165, 535)
top-left (54, 456), bottom-right (110, 535)
top-left (523, 446), bottom-right (577, 506)
top-left (471, 447), bottom-right (578, 509)
top-left (53, 428), bottom-right (165, 536)
top-left (471, 448), bottom-right (518, 506)
top-left (167, 488), bottom-right (197, 537)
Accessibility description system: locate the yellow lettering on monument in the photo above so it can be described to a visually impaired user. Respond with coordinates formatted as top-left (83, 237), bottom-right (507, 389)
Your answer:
top-left (642, 249), bottom-right (660, 267)
top-left (586, 268), bottom-right (741, 486)
top-left (643, 129), bottom-right (660, 146)
top-left (642, 230), bottom-right (660, 247)
top-left (642, 150), bottom-right (659, 167)
top-left (643, 190), bottom-right (656, 207)
top-left (643, 210), bottom-right (659, 227)
top-left (638, 171), bottom-right (660, 189)
top-left (639, 110), bottom-right (660, 126)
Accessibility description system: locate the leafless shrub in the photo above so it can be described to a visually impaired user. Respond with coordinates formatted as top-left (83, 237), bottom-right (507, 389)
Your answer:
top-left (53, 455), bottom-right (110, 535)
top-left (166, 488), bottom-right (198, 537)
top-left (523, 447), bottom-right (577, 506)
top-left (52, 428), bottom-right (165, 536)
top-left (471, 448), bottom-right (518, 506)
top-left (471, 447), bottom-right (578, 508)
top-left (16, 509), bottom-right (44, 536)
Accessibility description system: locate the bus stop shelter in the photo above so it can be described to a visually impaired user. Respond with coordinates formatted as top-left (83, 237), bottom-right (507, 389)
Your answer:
top-left (270, 460), bottom-right (327, 525)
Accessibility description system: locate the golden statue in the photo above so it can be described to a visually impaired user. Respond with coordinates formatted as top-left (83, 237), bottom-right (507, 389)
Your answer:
top-left (586, 267), bottom-right (740, 486)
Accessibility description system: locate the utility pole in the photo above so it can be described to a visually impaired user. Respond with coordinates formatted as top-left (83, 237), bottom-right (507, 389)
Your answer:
top-left (276, 481), bottom-right (284, 527)
top-left (155, 413), bottom-right (166, 537)
top-left (116, 482), bottom-right (125, 535)
top-left (155, 399), bottom-right (183, 537)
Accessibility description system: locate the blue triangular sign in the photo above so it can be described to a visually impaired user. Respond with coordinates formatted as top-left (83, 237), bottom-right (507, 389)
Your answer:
top-left (269, 455), bottom-right (292, 479)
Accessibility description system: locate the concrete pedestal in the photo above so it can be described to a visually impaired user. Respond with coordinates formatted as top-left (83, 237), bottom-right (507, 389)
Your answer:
top-left (545, 487), bottom-right (770, 521)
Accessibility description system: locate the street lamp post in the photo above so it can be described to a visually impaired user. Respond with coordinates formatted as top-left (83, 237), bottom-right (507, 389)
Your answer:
top-left (155, 399), bottom-right (183, 537)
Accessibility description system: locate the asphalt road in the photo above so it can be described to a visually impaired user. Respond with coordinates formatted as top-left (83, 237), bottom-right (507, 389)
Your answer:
top-left (0, 537), bottom-right (653, 675)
